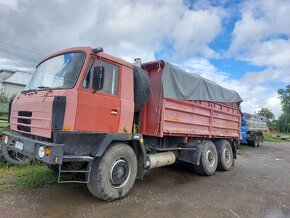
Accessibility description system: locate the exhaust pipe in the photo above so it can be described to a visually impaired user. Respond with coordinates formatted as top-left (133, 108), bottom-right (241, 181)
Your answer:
top-left (146, 151), bottom-right (176, 169)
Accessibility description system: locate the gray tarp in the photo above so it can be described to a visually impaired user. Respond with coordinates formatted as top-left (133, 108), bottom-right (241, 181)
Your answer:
top-left (162, 62), bottom-right (243, 104)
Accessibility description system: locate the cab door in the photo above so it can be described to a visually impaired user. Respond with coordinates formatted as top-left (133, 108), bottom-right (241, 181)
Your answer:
top-left (76, 58), bottom-right (121, 133)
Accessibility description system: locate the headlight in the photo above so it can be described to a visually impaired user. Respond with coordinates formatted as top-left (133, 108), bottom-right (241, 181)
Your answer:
top-left (4, 136), bottom-right (9, 144)
top-left (38, 146), bottom-right (45, 158)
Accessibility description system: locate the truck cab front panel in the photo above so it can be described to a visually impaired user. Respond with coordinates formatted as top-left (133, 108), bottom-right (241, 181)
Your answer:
top-left (10, 89), bottom-right (78, 138)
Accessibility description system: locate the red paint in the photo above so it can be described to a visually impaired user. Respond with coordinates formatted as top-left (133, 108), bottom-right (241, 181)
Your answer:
top-left (10, 47), bottom-right (240, 141)
top-left (10, 47), bottom-right (134, 138)
top-left (140, 61), bottom-right (241, 140)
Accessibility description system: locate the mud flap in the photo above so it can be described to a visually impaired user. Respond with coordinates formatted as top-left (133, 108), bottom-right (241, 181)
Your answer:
top-left (178, 142), bottom-right (204, 165)
top-left (131, 134), bottom-right (148, 180)
top-left (232, 141), bottom-right (238, 159)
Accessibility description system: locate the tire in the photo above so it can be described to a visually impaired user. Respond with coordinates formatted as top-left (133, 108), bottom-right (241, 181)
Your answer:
top-left (251, 135), bottom-right (258, 147)
top-left (133, 66), bottom-right (150, 112)
top-left (1, 144), bottom-right (25, 165)
top-left (87, 143), bottom-right (137, 201)
top-left (215, 139), bottom-right (234, 171)
top-left (257, 135), bottom-right (263, 147)
top-left (194, 140), bottom-right (218, 176)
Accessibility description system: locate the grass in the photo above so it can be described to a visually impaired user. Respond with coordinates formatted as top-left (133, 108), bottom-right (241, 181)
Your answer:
top-left (0, 162), bottom-right (58, 194)
top-left (0, 122), bottom-right (8, 127)
top-left (0, 114), bottom-right (58, 194)
top-left (263, 133), bottom-right (290, 142)
top-left (0, 113), bottom-right (8, 120)
top-left (0, 113), bottom-right (9, 134)
top-left (238, 143), bottom-right (249, 150)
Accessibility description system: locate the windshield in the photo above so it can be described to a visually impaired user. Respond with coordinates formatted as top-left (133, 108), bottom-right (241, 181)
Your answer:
top-left (25, 52), bottom-right (85, 90)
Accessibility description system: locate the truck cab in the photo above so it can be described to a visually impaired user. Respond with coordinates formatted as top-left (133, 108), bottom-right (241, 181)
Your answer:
top-left (6, 47), bottom-right (137, 159)
top-left (13, 47), bottom-right (134, 137)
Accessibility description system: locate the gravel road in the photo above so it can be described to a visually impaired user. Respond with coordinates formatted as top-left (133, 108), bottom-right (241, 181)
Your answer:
top-left (0, 141), bottom-right (290, 218)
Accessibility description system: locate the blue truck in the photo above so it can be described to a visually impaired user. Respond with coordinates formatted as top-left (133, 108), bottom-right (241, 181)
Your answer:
top-left (241, 113), bottom-right (268, 147)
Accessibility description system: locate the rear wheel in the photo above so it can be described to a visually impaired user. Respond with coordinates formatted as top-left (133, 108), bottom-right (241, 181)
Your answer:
top-left (257, 134), bottom-right (263, 147)
top-left (194, 140), bottom-right (217, 176)
top-left (215, 139), bottom-right (234, 171)
top-left (87, 143), bottom-right (137, 201)
top-left (251, 135), bottom-right (258, 147)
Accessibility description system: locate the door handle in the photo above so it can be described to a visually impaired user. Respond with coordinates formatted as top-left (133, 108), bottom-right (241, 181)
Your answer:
top-left (111, 109), bottom-right (118, 115)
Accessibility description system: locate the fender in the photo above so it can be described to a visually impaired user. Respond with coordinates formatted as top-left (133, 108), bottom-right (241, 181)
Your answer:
top-left (178, 142), bottom-right (204, 165)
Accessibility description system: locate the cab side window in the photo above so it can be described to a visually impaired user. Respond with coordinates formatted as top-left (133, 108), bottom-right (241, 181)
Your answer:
top-left (83, 59), bottom-right (119, 95)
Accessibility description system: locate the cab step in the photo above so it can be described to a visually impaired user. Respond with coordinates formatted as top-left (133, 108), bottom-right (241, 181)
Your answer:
top-left (58, 155), bottom-right (94, 184)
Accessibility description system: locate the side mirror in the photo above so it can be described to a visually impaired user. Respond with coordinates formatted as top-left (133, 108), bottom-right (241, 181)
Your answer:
top-left (93, 66), bottom-right (105, 91)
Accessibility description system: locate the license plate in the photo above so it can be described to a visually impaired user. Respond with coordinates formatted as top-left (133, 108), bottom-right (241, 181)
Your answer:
top-left (15, 141), bottom-right (24, 151)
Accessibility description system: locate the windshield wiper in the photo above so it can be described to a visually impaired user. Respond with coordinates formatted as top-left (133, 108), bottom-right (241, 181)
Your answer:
top-left (37, 86), bottom-right (53, 92)
top-left (37, 86), bottom-right (51, 90)
top-left (21, 89), bottom-right (38, 94)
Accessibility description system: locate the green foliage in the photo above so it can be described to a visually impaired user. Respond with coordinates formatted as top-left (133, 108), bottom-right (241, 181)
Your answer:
top-left (257, 108), bottom-right (274, 122)
top-left (0, 114), bottom-right (8, 119)
top-left (0, 163), bottom-right (57, 193)
top-left (276, 113), bottom-right (290, 133)
top-left (278, 85), bottom-right (290, 113)
top-left (263, 133), bottom-right (290, 142)
top-left (276, 85), bottom-right (290, 133)
top-left (0, 94), bottom-right (9, 103)
top-left (0, 114), bottom-right (8, 134)
top-left (268, 119), bottom-right (279, 131)
top-left (0, 94), bottom-right (15, 113)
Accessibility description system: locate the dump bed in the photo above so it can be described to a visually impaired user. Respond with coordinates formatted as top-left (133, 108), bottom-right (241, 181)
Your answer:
top-left (243, 113), bottom-right (268, 132)
top-left (140, 61), bottom-right (242, 140)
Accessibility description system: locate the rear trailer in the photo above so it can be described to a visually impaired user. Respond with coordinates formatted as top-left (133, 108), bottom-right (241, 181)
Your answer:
top-left (241, 113), bottom-right (268, 147)
top-left (1, 48), bottom-right (243, 201)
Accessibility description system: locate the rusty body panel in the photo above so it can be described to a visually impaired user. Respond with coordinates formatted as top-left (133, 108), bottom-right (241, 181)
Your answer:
top-left (140, 61), bottom-right (241, 140)
top-left (75, 49), bottom-right (134, 133)
top-left (10, 47), bottom-right (134, 138)
top-left (10, 89), bottom-right (77, 138)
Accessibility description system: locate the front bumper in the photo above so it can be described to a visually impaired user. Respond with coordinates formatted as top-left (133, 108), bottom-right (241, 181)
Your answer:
top-left (1, 131), bottom-right (64, 164)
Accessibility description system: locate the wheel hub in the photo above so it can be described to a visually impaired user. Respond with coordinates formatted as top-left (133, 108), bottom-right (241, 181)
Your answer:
top-left (224, 148), bottom-right (231, 164)
top-left (206, 150), bottom-right (215, 167)
top-left (110, 159), bottom-right (130, 188)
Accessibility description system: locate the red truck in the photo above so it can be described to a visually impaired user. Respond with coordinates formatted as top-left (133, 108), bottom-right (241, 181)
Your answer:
top-left (1, 47), bottom-right (242, 201)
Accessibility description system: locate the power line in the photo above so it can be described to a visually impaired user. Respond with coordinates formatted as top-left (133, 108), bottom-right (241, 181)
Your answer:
top-left (0, 40), bottom-right (45, 57)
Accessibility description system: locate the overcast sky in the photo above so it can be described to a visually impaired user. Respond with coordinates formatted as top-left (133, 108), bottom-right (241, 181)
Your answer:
top-left (0, 0), bottom-right (289, 117)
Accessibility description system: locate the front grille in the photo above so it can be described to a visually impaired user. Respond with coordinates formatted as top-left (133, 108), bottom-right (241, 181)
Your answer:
top-left (18, 111), bottom-right (32, 117)
top-left (17, 111), bottom-right (32, 132)
top-left (18, 118), bottom-right (31, 124)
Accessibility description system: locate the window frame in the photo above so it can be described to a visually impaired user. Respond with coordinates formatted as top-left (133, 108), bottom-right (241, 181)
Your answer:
top-left (81, 57), bottom-right (121, 97)
top-left (28, 51), bottom-right (87, 91)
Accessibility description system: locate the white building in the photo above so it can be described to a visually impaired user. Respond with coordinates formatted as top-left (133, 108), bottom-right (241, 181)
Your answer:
top-left (0, 69), bottom-right (33, 97)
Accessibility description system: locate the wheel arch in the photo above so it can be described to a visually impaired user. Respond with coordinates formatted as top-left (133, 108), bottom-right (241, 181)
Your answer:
top-left (91, 133), bottom-right (147, 180)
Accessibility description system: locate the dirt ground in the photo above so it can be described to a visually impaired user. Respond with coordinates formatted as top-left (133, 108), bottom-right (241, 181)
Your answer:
top-left (0, 141), bottom-right (290, 218)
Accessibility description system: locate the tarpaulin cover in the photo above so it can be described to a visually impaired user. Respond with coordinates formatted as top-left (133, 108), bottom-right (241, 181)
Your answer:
top-left (162, 62), bottom-right (243, 104)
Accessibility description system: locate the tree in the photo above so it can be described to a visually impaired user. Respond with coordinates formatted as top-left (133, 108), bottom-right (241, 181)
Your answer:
top-left (277, 86), bottom-right (290, 133)
top-left (257, 108), bottom-right (274, 123)
top-left (278, 85), bottom-right (290, 113)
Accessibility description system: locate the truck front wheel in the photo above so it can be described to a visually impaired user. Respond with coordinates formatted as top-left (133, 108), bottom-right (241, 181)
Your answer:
top-left (194, 140), bottom-right (217, 176)
top-left (87, 143), bottom-right (137, 201)
top-left (215, 139), bottom-right (234, 171)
